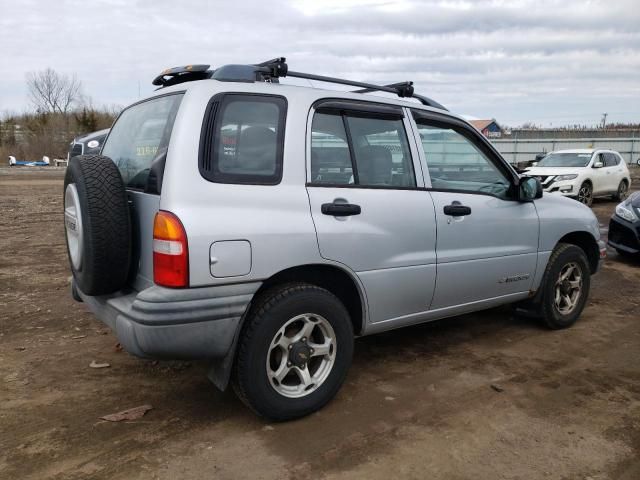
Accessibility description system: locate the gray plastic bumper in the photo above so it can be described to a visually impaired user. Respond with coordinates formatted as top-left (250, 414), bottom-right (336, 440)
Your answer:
top-left (77, 282), bottom-right (261, 360)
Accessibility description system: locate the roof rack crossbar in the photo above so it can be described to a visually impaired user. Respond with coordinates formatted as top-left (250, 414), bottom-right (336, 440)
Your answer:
top-left (354, 83), bottom-right (447, 110)
top-left (353, 81), bottom-right (414, 97)
top-left (151, 57), bottom-right (448, 111)
top-left (254, 58), bottom-right (422, 100)
top-left (285, 70), bottom-right (403, 96)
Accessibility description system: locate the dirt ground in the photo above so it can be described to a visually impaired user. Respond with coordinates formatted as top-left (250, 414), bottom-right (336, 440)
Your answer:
top-left (1, 167), bottom-right (639, 480)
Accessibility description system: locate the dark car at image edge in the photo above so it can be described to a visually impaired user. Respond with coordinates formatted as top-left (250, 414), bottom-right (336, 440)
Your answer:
top-left (608, 191), bottom-right (640, 257)
top-left (68, 128), bottom-right (110, 160)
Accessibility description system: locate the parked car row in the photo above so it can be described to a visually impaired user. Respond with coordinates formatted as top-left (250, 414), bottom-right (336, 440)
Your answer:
top-left (525, 149), bottom-right (639, 259)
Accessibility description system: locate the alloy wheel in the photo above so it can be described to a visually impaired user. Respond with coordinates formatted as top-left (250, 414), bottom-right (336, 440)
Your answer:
top-left (577, 184), bottom-right (592, 205)
top-left (266, 313), bottom-right (337, 398)
top-left (619, 182), bottom-right (628, 201)
top-left (554, 262), bottom-right (583, 315)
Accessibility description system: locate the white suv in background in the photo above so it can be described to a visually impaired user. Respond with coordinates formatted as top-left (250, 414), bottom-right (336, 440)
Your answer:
top-left (525, 149), bottom-right (631, 206)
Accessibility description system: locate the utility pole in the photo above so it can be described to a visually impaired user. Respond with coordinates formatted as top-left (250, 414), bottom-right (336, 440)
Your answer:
top-left (601, 113), bottom-right (608, 129)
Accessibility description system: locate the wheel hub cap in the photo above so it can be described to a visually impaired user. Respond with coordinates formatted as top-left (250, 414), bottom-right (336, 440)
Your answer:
top-left (64, 183), bottom-right (83, 270)
top-left (289, 342), bottom-right (312, 368)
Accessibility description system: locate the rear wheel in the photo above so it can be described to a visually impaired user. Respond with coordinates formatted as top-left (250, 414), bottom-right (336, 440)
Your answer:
top-left (233, 283), bottom-right (353, 421)
top-left (613, 180), bottom-right (628, 201)
top-left (577, 182), bottom-right (593, 207)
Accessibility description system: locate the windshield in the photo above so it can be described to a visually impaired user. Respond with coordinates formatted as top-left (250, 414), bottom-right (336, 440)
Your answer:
top-left (537, 152), bottom-right (592, 167)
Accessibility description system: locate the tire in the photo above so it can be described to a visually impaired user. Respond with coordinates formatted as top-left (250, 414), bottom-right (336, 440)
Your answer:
top-left (613, 180), bottom-right (628, 202)
top-left (63, 155), bottom-right (131, 295)
top-left (577, 182), bottom-right (593, 207)
top-left (537, 243), bottom-right (591, 329)
top-left (233, 283), bottom-right (354, 421)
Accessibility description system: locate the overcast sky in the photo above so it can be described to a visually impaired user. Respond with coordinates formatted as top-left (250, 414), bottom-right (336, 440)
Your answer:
top-left (1, 0), bottom-right (638, 126)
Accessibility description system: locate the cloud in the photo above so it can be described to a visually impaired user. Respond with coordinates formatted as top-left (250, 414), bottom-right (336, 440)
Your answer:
top-left (0, 0), bottom-right (638, 125)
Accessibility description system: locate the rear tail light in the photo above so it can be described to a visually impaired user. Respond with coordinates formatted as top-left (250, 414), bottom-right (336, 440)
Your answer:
top-left (153, 211), bottom-right (189, 288)
top-left (599, 242), bottom-right (607, 259)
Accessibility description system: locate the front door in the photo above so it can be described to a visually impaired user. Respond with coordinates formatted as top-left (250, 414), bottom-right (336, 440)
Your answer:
top-left (410, 111), bottom-right (540, 310)
top-left (306, 101), bottom-right (437, 324)
top-left (591, 152), bottom-right (609, 194)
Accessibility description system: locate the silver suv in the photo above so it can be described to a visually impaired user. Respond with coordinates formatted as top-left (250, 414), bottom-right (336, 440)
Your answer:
top-left (64, 58), bottom-right (605, 420)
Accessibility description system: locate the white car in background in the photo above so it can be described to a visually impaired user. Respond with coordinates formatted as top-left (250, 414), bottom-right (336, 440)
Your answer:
top-left (525, 149), bottom-right (631, 206)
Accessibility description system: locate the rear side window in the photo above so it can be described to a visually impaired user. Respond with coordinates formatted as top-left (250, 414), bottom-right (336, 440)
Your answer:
top-left (604, 152), bottom-right (620, 167)
top-left (199, 94), bottom-right (287, 184)
top-left (310, 111), bottom-right (416, 188)
top-left (102, 93), bottom-right (183, 189)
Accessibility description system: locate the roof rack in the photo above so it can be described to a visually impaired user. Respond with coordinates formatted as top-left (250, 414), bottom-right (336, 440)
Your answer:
top-left (152, 57), bottom-right (447, 111)
top-left (353, 82), bottom-right (448, 111)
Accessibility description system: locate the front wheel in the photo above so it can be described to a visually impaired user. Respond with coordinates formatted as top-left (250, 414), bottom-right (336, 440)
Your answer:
top-left (613, 180), bottom-right (628, 202)
top-left (233, 283), bottom-right (354, 421)
top-left (577, 182), bottom-right (593, 207)
top-left (538, 243), bottom-right (591, 329)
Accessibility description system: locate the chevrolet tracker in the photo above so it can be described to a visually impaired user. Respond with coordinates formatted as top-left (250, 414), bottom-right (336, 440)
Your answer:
top-left (64, 58), bottom-right (606, 420)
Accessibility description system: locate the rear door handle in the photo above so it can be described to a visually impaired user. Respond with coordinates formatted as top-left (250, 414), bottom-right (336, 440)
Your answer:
top-left (321, 202), bottom-right (361, 216)
top-left (443, 204), bottom-right (472, 216)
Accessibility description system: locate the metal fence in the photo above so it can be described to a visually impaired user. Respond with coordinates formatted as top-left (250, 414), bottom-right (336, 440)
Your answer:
top-left (491, 137), bottom-right (640, 166)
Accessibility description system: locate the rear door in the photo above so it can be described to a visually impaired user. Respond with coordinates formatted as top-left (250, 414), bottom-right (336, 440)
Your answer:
top-left (306, 100), bottom-right (437, 324)
top-left (410, 110), bottom-right (539, 310)
top-left (603, 152), bottom-right (623, 192)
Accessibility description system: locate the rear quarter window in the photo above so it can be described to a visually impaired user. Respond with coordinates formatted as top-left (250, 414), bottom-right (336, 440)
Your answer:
top-left (102, 93), bottom-right (183, 189)
top-left (199, 94), bottom-right (287, 185)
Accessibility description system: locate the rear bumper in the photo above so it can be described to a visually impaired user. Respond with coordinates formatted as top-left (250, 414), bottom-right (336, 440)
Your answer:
top-left (608, 215), bottom-right (640, 254)
top-left (76, 281), bottom-right (261, 360)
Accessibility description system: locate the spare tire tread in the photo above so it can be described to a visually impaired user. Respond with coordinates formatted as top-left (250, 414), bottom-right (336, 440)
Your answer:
top-left (64, 155), bottom-right (131, 295)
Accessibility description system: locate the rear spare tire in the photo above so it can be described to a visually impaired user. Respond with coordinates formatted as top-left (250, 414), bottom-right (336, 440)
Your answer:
top-left (64, 155), bottom-right (131, 295)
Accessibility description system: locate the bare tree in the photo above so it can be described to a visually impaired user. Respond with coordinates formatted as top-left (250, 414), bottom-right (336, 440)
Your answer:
top-left (26, 68), bottom-right (83, 114)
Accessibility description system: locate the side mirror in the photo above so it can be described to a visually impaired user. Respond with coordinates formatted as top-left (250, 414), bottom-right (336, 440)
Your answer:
top-left (519, 176), bottom-right (542, 201)
top-left (593, 161), bottom-right (604, 168)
